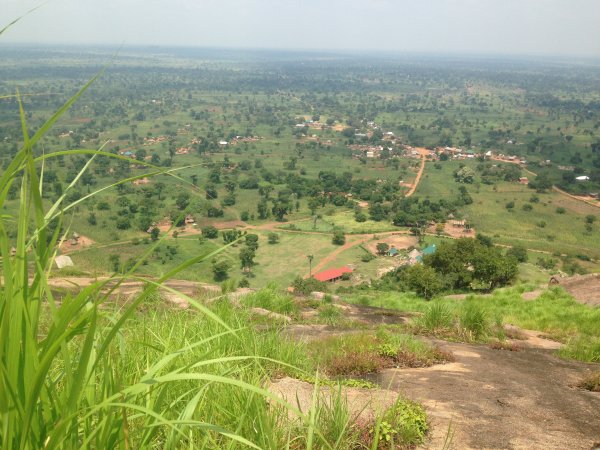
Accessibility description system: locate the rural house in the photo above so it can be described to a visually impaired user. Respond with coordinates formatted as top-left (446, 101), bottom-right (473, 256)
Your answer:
top-left (313, 267), bottom-right (353, 283)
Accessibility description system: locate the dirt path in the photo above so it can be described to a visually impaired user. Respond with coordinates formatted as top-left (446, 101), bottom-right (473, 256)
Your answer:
top-left (307, 230), bottom-right (410, 277)
top-left (490, 158), bottom-right (598, 209)
top-left (309, 236), bottom-right (366, 275)
top-left (553, 186), bottom-right (600, 209)
top-left (368, 340), bottom-right (600, 449)
top-left (405, 148), bottom-right (429, 198)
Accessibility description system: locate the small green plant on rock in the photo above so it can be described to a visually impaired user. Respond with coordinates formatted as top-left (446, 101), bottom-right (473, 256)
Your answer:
top-left (374, 398), bottom-right (428, 447)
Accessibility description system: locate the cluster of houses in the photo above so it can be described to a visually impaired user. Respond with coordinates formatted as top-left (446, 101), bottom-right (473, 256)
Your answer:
top-left (146, 215), bottom-right (196, 234)
top-left (349, 144), bottom-right (395, 159)
top-left (218, 136), bottom-right (262, 147)
top-left (143, 135), bottom-right (168, 146)
top-left (295, 121), bottom-right (329, 130)
top-left (311, 244), bottom-right (438, 284)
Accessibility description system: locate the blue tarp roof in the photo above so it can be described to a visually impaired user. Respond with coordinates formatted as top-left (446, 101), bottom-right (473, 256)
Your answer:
top-left (423, 244), bottom-right (437, 256)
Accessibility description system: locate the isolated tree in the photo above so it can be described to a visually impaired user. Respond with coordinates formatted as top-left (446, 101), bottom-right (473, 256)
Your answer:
top-left (175, 192), bottom-right (190, 211)
top-left (115, 218), bottom-right (131, 230)
top-left (506, 245), bottom-right (528, 263)
top-left (308, 197), bottom-right (321, 215)
top-left (257, 199), bottom-right (269, 219)
top-left (154, 182), bottom-right (165, 200)
top-left (150, 227), bottom-right (160, 241)
top-left (272, 201), bottom-right (289, 222)
top-left (222, 229), bottom-right (242, 244)
top-left (239, 246), bottom-right (256, 269)
top-left (201, 225), bottom-right (218, 239)
top-left (109, 254), bottom-right (120, 273)
top-left (454, 167), bottom-right (475, 184)
top-left (404, 264), bottom-right (447, 299)
top-left (268, 233), bottom-right (280, 244)
top-left (205, 184), bottom-right (218, 200)
top-left (225, 180), bottom-right (237, 194)
top-left (245, 233), bottom-right (259, 251)
top-left (376, 242), bottom-right (390, 256)
top-left (212, 260), bottom-right (231, 281)
top-left (332, 229), bottom-right (346, 246)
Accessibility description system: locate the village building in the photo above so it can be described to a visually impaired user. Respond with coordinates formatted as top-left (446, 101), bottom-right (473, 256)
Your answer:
top-left (313, 267), bottom-right (353, 283)
top-left (387, 247), bottom-right (399, 257)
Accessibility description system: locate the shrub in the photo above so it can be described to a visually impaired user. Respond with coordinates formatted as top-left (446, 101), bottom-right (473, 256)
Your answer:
top-left (375, 398), bottom-right (428, 446)
top-left (318, 304), bottom-right (342, 325)
top-left (420, 301), bottom-right (453, 332)
top-left (355, 212), bottom-right (367, 222)
top-left (292, 276), bottom-right (329, 295)
top-left (332, 229), bottom-right (346, 245)
top-left (361, 253), bottom-right (375, 262)
top-left (212, 259), bottom-right (231, 281)
top-left (506, 244), bottom-right (528, 262)
top-left (459, 302), bottom-right (489, 340)
top-left (201, 225), bottom-right (219, 239)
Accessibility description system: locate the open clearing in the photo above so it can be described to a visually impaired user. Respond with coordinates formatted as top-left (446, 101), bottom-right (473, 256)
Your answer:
top-left (364, 234), bottom-right (418, 254)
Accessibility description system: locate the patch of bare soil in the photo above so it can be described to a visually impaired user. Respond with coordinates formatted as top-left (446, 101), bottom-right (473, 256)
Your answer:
top-left (59, 235), bottom-right (95, 254)
top-left (208, 220), bottom-right (247, 230)
top-left (522, 289), bottom-right (543, 301)
top-left (335, 303), bottom-right (413, 325)
top-left (367, 341), bottom-right (600, 449)
top-left (553, 274), bottom-right (600, 306)
top-left (364, 235), bottom-right (418, 254)
top-left (269, 377), bottom-right (397, 424)
top-left (294, 303), bottom-right (412, 334)
top-left (427, 222), bottom-right (476, 239)
top-left (503, 325), bottom-right (563, 350)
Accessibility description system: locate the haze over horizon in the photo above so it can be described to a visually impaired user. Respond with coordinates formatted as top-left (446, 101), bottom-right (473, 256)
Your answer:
top-left (2, 0), bottom-right (600, 58)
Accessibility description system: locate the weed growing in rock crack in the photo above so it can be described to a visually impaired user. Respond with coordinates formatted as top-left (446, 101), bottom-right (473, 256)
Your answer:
top-left (372, 398), bottom-right (429, 447)
top-left (578, 371), bottom-right (600, 392)
top-left (312, 330), bottom-right (453, 376)
top-left (489, 340), bottom-right (521, 352)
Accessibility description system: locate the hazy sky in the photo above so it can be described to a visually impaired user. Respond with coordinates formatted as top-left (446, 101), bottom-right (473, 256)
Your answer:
top-left (2, 0), bottom-right (600, 57)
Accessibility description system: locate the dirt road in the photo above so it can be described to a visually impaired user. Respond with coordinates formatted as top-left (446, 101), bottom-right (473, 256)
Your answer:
top-left (306, 230), bottom-right (411, 277)
top-left (405, 148), bottom-right (429, 198)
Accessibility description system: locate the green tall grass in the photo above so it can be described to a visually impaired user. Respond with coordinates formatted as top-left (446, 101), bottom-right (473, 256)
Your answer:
top-left (348, 286), bottom-right (600, 362)
top-left (0, 69), bottom-right (398, 447)
top-left (0, 85), bottom-right (289, 448)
